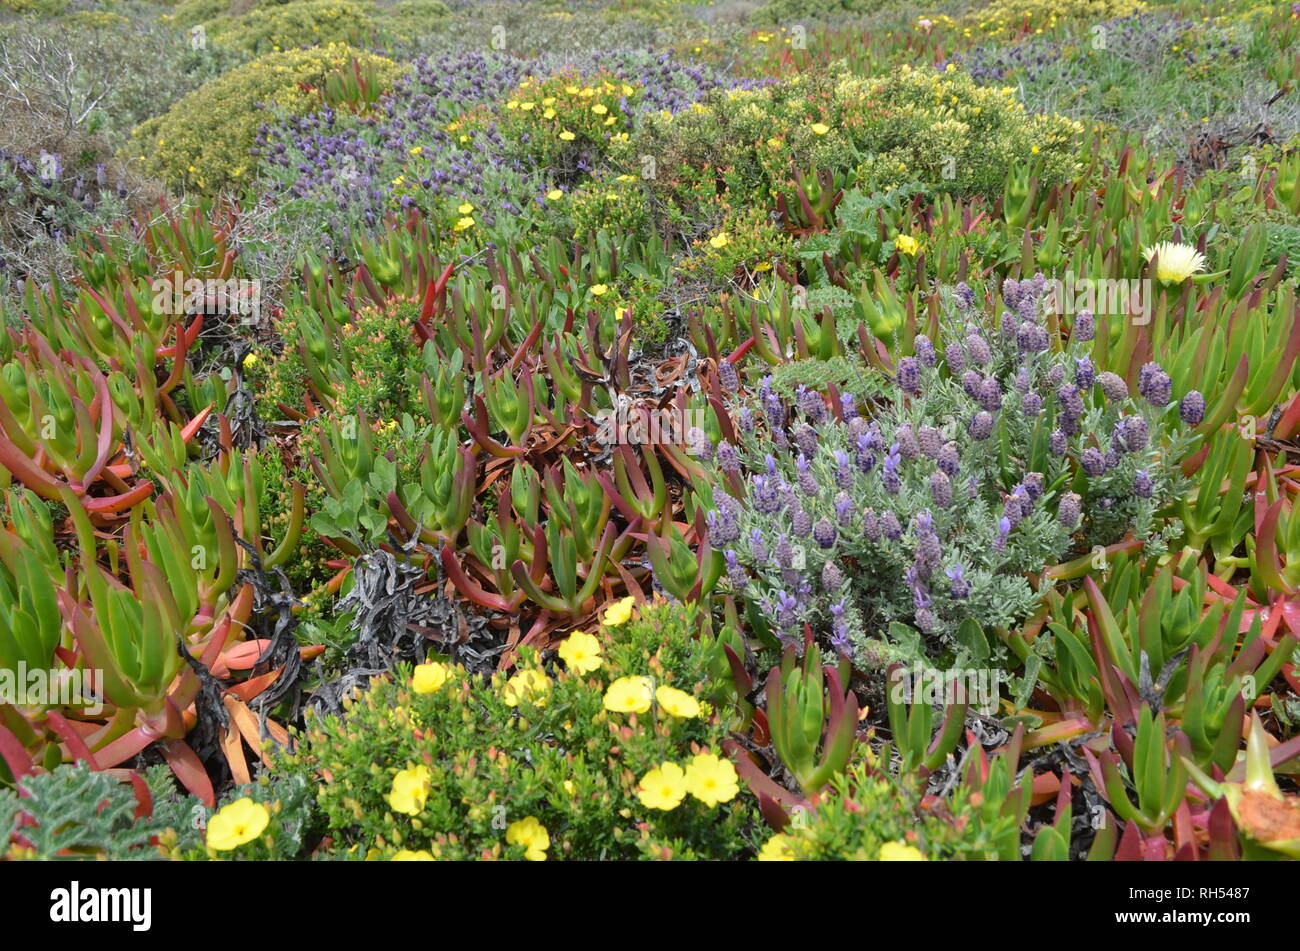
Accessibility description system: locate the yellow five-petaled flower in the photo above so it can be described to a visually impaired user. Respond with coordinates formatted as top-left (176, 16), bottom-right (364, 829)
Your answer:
top-left (206, 798), bottom-right (270, 851)
top-left (637, 762), bottom-right (687, 811)
top-left (412, 660), bottom-right (452, 694)
top-left (506, 816), bottom-right (550, 861)
top-left (557, 630), bottom-right (603, 674)
top-left (387, 765), bottom-right (432, 816)
top-left (603, 675), bottom-right (653, 713)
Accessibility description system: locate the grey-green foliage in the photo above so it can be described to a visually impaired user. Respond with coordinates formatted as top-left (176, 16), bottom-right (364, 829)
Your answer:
top-left (0, 764), bottom-right (162, 859)
top-left (750, 0), bottom-right (895, 26)
top-left (708, 279), bottom-right (1196, 668)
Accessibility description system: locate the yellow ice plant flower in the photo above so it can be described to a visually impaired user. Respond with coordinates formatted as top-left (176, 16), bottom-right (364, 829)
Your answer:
top-left (547, 188), bottom-right (564, 200)
top-left (758, 833), bottom-right (795, 861)
top-left (391, 850), bottom-right (435, 861)
top-left (505, 816), bottom-right (549, 861)
top-left (684, 753), bottom-right (739, 806)
top-left (603, 595), bottom-right (635, 626)
top-left (458, 202), bottom-right (474, 214)
top-left (589, 283), bottom-right (609, 297)
top-left (408, 146), bottom-right (423, 156)
top-left (557, 631), bottom-right (603, 674)
top-left (878, 840), bottom-right (926, 861)
top-left (412, 660), bottom-right (452, 694)
top-left (603, 675), bottom-right (653, 713)
top-left (896, 235), bottom-right (920, 256)
top-left (206, 798), bottom-right (270, 851)
top-left (709, 232), bottom-right (729, 250)
top-left (592, 103), bottom-right (608, 115)
top-left (543, 108), bottom-right (556, 119)
top-left (520, 101), bottom-right (535, 111)
top-left (637, 762), bottom-right (688, 811)
top-left (387, 765), bottom-right (431, 816)
top-left (1142, 241), bottom-right (1207, 285)
top-left (502, 668), bottom-right (551, 707)
top-left (655, 685), bottom-right (700, 719)
top-left (559, 129), bottom-right (576, 141)
top-left (242, 352), bottom-right (259, 368)
top-left (810, 122), bottom-right (830, 135)
top-left (453, 216), bottom-right (475, 232)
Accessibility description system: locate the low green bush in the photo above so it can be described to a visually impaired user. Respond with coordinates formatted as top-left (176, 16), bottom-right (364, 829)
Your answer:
top-left (279, 600), bottom-right (760, 860)
top-left (129, 43), bottom-right (406, 193)
top-left (206, 0), bottom-right (376, 54)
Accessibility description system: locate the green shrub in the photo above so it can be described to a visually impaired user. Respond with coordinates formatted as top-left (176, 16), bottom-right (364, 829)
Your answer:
top-left (0, 0), bottom-right (69, 15)
top-left (751, 0), bottom-right (893, 26)
top-left (170, 0), bottom-right (234, 27)
top-left (278, 600), bottom-right (760, 860)
top-left (969, 0), bottom-right (1146, 32)
top-left (372, 0), bottom-right (450, 42)
top-left (129, 43), bottom-right (406, 193)
top-left (626, 64), bottom-right (1081, 225)
top-left (755, 760), bottom-right (1018, 861)
top-left (206, 0), bottom-right (376, 54)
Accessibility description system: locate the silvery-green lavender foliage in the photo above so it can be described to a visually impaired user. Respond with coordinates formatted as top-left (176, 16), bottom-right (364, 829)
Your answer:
top-left (706, 275), bottom-right (1198, 669)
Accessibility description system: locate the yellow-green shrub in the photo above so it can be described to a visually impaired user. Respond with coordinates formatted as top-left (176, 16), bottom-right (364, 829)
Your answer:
top-left (206, 0), bottom-right (375, 54)
top-left (969, 0), bottom-right (1145, 33)
top-left (0, 0), bottom-right (68, 13)
top-left (371, 0), bottom-right (451, 41)
top-left (129, 43), bottom-right (406, 193)
top-left (624, 64), bottom-right (1082, 223)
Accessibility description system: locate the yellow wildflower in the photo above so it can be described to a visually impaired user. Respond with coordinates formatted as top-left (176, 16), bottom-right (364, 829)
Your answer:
top-left (387, 765), bottom-right (431, 816)
top-left (206, 798), bottom-right (270, 851)
top-left (655, 685), bottom-right (700, 719)
top-left (684, 753), bottom-right (738, 806)
top-left (603, 675), bottom-right (653, 713)
top-left (637, 762), bottom-right (687, 811)
top-left (412, 661), bottom-right (451, 694)
top-left (505, 816), bottom-right (549, 861)
top-left (557, 631), bottom-right (603, 674)
top-left (879, 840), bottom-right (926, 861)
top-left (603, 595), bottom-right (635, 626)
top-left (502, 668), bottom-right (551, 707)
top-left (758, 833), bottom-right (795, 861)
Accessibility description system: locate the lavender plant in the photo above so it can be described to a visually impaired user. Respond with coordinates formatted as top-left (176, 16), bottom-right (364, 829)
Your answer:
top-left (706, 276), bottom-right (1198, 667)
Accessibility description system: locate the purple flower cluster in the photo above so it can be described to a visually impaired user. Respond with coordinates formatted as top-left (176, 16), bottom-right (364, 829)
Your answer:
top-left (255, 49), bottom-right (747, 239)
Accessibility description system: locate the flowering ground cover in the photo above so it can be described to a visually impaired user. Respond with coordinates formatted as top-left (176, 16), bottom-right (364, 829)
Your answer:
top-left (1, 0), bottom-right (1300, 870)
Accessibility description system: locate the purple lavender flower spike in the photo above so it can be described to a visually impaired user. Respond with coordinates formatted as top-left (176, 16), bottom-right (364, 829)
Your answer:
top-left (938, 442), bottom-right (960, 477)
top-left (897, 356), bottom-right (921, 395)
top-left (1134, 469), bottom-right (1154, 499)
top-left (1179, 390), bottom-right (1205, 425)
top-left (1058, 492), bottom-right (1081, 529)
top-left (1098, 371), bottom-right (1128, 402)
top-left (813, 519), bottom-right (837, 549)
